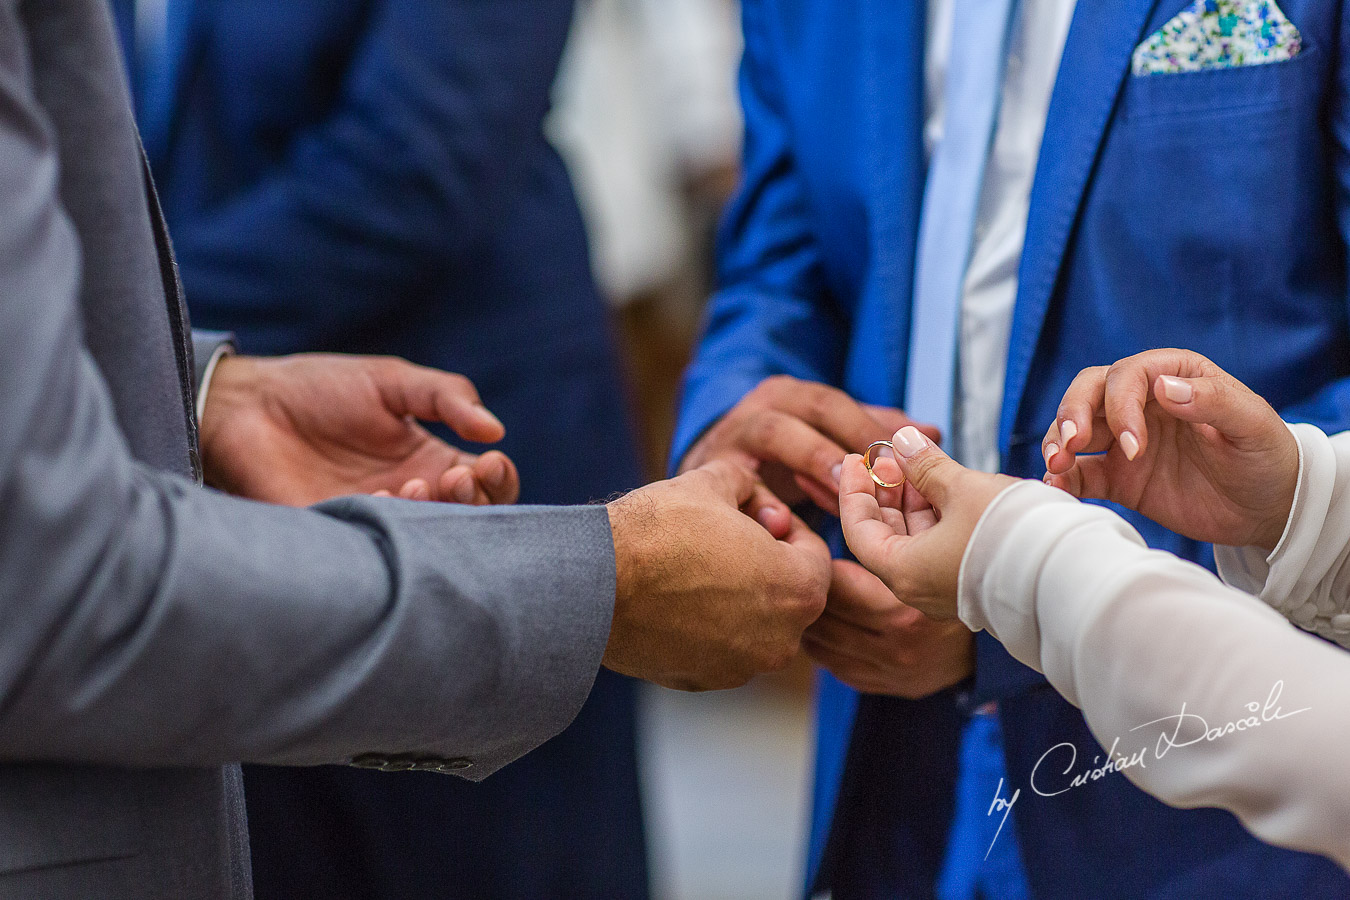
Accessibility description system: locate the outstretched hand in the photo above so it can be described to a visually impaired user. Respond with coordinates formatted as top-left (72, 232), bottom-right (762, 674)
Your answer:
top-left (837, 427), bottom-right (1016, 621)
top-left (1042, 350), bottom-right (1298, 551)
top-left (199, 354), bottom-right (520, 507)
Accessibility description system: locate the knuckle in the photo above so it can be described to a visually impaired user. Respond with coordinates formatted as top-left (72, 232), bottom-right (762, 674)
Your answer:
top-left (759, 374), bottom-right (796, 402)
top-left (747, 412), bottom-right (783, 448)
top-left (810, 446), bottom-right (840, 478)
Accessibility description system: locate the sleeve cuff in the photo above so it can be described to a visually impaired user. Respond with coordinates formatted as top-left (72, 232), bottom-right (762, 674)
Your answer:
top-left (1215, 423), bottom-right (1332, 610)
top-left (191, 330), bottom-right (236, 423)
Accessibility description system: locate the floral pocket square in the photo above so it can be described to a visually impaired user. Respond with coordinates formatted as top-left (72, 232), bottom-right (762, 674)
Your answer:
top-left (1132, 0), bottom-right (1302, 76)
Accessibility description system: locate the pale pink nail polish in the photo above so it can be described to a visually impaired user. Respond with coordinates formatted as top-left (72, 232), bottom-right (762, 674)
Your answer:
top-left (1159, 376), bottom-right (1194, 404)
top-left (1044, 443), bottom-right (1060, 465)
top-left (893, 426), bottom-right (927, 458)
top-left (831, 463), bottom-right (843, 486)
top-left (1120, 431), bottom-right (1141, 461)
top-left (1060, 420), bottom-right (1078, 443)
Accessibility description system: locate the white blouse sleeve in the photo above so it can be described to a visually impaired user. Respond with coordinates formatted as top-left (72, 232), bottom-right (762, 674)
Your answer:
top-left (1216, 424), bottom-right (1350, 647)
top-left (959, 481), bottom-right (1350, 870)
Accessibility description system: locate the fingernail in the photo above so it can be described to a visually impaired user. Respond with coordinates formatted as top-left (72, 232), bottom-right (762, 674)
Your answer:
top-left (475, 406), bottom-right (505, 432)
top-left (1120, 431), bottom-right (1141, 461)
top-left (831, 463), bottom-right (843, 486)
top-left (1044, 443), bottom-right (1060, 465)
top-left (1060, 420), bottom-right (1078, 443)
top-left (1160, 376), bottom-right (1194, 404)
top-left (893, 426), bottom-right (927, 458)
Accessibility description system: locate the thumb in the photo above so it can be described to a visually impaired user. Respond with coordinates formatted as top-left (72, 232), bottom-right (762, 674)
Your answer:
top-left (891, 426), bottom-right (963, 509)
top-left (1152, 372), bottom-right (1281, 446)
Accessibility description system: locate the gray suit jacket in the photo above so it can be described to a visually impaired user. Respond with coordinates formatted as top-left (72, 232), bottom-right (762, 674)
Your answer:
top-left (0, 1), bottom-right (616, 896)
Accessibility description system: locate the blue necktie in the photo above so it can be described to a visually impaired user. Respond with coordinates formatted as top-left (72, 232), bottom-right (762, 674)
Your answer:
top-left (904, 0), bottom-right (1020, 449)
top-left (905, 3), bottom-right (1032, 900)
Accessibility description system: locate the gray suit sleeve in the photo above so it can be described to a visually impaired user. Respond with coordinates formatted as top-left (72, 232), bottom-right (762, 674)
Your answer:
top-left (0, 8), bottom-right (613, 779)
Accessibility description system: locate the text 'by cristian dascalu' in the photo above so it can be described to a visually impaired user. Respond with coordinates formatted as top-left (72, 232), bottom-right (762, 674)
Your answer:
top-left (982, 680), bottom-right (1311, 858)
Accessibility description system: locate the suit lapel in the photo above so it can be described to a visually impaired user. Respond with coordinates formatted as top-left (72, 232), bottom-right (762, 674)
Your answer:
top-left (850, 0), bottom-right (927, 407)
top-left (998, 0), bottom-right (1163, 451)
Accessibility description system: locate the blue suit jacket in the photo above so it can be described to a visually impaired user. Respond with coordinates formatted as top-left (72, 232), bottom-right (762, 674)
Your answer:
top-left (674, 0), bottom-right (1350, 897)
top-left (123, 1), bottom-right (647, 897)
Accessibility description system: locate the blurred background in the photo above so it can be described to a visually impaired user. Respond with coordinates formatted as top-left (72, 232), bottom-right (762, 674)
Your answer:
top-left (551, 2), bottom-right (816, 898)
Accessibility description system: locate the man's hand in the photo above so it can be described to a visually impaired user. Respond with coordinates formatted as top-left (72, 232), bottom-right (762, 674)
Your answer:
top-left (605, 461), bottom-right (832, 692)
top-left (803, 559), bottom-right (974, 698)
top-left (839, 428), bottom-right (1017, 620)
top-left (1043, 350), bottom-right (1299, 551)
top-left (199, 354), bottom-right (520, 507)
top-left (679, 375), bottom-right (939, 515)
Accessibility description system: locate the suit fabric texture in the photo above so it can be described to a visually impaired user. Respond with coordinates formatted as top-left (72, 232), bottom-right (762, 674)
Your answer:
top-left (117, 1), bottom-right (648, 896)
top-left (0, 1), bottom-right (616, 896)
top-left (674, 0), bottom-right (1350, 897)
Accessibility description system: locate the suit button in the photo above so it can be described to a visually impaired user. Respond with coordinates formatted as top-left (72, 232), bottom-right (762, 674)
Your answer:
top-left (350, 755), bottom-right (388, 769)
top-left (436, 758), bottom-right (473, 773)
top-left (410, 759), bottom-right (446, 772)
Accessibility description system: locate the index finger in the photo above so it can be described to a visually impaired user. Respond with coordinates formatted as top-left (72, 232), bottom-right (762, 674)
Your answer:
top-left (377, 359), bottom-right (506, 444)
top-left (839, 454), bottom-right (907, 574)
top-left (1100, 350), bottom-right (1220, 461)
top-left (692, 458), bottom-right (761, 508)
top-left (768, 380), bottom-right (904, 455)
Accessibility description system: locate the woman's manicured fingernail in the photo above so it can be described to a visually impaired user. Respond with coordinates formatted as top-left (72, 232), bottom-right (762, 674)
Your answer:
top-left (1120, 431), bottom-right (1141, 461)
top-left (1060, 420), bottom-right (1078, 443)
top-left (831, 463), bottom-right (843, 486)
top-left (1160, 376), bottom-right (1194, 404)
top-left (893, 426), bottom-right (927, 458)
top-left (1044, 443), bottom-right (1060, 466)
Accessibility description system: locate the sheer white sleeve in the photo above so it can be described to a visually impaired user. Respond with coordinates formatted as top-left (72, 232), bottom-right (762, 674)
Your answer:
top-left (1216, 424), bottom-right (1350, 648)
top-left (959, 481), bottom-right (1350, 869)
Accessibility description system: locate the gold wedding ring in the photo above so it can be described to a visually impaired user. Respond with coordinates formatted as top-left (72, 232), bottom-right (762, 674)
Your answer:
top-left (863, 440), bottom-right (906, 489)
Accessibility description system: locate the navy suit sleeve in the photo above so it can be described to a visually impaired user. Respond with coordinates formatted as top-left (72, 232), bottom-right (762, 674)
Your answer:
top-left (670, 0), bottom-right (848, 472)
top-left (170, 0), bottom-right (575, 352)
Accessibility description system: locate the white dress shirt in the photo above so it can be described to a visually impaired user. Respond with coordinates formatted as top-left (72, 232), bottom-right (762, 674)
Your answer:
top-left (924, 0), bottom-right (1078, 472)
top-left (957, 425), bottom-right (1350, 868)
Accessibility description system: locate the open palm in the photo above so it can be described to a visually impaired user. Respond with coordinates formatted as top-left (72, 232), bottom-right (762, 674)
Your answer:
top-left (199, 354), bottom-right (519, 508)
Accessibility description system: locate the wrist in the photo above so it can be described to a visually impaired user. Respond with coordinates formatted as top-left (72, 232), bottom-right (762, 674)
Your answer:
top-left (606, 492), bottom-right (653, 623)
top-left (1253, 428), bottom-right (1302, 553)
top-left (198, 355), bottom-right (261, 490)
top-left (603, 492), bottom-right (652, 675)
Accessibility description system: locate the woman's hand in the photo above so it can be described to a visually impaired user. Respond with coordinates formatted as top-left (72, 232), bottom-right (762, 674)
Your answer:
top-left (1043, 350), bottom-right (1298, 551)
top-left (837, 427), bottom-right (1016, 620)
top-left (199, 354), bottom-right (520, 507)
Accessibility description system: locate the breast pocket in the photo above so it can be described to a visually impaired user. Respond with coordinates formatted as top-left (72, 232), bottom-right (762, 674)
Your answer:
top-left (1121, 44), bottom-right (1321, 132)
